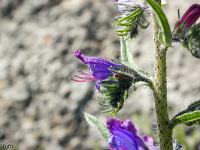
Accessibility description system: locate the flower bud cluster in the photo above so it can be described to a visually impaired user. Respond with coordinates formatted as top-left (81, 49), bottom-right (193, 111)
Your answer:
top-left (173, 4), bottom-right (200, 58)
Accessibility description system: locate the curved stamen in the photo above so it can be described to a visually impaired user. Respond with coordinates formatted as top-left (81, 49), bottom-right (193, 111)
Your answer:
top-left (74, 74), bottom-right (96, 80)
top-left (72, 73), bottom-right (97, 82)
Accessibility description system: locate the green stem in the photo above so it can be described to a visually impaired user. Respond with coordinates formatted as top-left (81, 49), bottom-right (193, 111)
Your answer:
top-left (152, 1), bottom-right (173, 150)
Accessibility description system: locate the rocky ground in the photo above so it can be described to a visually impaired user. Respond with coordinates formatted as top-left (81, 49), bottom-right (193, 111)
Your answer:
top-left (0, 0), bottom-right (200, 150)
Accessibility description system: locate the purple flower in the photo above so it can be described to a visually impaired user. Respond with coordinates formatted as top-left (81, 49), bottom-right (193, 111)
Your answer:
top-left (106, 118), bottom-right (159, 150)
top-left (73, 50), bottom-right (122, 90)
top-left (175, 4), bottom-right (200, 32)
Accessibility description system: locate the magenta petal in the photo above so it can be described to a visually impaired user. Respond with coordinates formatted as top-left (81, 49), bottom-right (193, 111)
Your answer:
top-left (183, 8), bottom-right (200, 29)
top-left (179, 4), bottom-right (200, 22)
top-left (175, 4), bottom-right (200, 31)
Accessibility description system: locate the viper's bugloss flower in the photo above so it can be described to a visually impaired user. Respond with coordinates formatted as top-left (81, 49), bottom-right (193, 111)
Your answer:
top-left (106, 118), bottom-right (159, 150)
top-left (174, 4), bottom-right (200, 33)
top-left (73, 50), bottom-right (134, 115)
top-left (113, 0), bottom-right (149, 39)
top-left (73, 51), bottom-right (149, 115)
top-left (73, 50), bottom-right (122, 90)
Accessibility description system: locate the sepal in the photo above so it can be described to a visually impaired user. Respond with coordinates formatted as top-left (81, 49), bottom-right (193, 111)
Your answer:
top-left (99, 63), bottom-right (152, 115)
top-left (99, 76), bottom-right (132, 116)
top-left (110, 62), bottom-right (152, 84)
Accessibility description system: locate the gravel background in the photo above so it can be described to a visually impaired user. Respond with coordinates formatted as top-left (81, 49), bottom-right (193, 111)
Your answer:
top-left (0, 0), bottom-right (199, 150)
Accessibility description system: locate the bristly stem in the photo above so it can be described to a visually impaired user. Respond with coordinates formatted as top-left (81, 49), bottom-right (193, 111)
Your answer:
top-left (152, 0), bottom-right (173, 150)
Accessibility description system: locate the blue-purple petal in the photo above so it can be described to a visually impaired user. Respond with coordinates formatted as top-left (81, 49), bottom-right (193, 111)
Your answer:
top-left (110, 130), bottom-right (136, 149)
top-left (74, 50), bottom-right (122, 81)
top-left (106, 118), bottom-right (159, 150)
top-left (95, 80), bottom-right (101, 91)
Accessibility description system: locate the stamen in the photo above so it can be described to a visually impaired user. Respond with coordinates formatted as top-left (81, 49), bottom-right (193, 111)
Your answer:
top-left (74, 74), bottom-right (96, 80)
top-left (72, 72), bottom-right (97, 82)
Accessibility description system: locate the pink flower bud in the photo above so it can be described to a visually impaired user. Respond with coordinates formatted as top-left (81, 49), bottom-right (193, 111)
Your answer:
top-left (175, 4), bottom-right (200, 32)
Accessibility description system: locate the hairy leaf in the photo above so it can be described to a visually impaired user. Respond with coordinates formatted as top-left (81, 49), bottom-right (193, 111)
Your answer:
top-left (84, 112), bottom-right (109, 140)
top-left (170, 100), bottom-right (200, 128)
top-left (120, 36), bottom-right (135, 67)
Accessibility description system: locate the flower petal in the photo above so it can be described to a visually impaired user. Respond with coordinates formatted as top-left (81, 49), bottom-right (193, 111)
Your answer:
top-left (106, 119), bottom-right (159, 150)
top-left (143, 136), bottom-right (159, 150)
top-left (175, 4), bottom-right (200, 31)
top-left (74, 50), bottom-right (122, 80)
top-left (108, 129), bottom-right (137, 150)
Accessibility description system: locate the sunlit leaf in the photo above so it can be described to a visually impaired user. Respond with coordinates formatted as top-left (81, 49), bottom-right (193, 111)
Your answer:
top-left (170, 100), bottom-right (200, 128)
top-left (84, 113), bottom-right (109, 140)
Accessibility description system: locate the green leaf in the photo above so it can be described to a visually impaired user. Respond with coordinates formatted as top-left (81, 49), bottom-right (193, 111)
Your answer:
top-left (84, 112), bottom-right (109, 140)
top-left (170, 100), bottom-right (200, 128)
top-left (120, 36), bottom-right (135, 67)
top-left (120, 38), bottom-right (152, 79)
top-left (146, 0), bottom-right (172, 47)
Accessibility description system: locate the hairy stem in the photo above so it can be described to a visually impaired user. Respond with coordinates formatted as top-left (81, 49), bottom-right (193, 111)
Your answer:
top-left (152, 1), bottom-right (173, 150)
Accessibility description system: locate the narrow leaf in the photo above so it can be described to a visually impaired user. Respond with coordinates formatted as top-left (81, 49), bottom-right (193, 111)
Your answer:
top-left (147, 0), bottom-right (172, 47)
top-left (170, 100), bottom-right (200, 128)
top-left (84, 112), bottom-right (109, 140)
top-left (170, 111), bottom-right (200, 128)
top-left (120, 36), bottom-right (136, 68)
